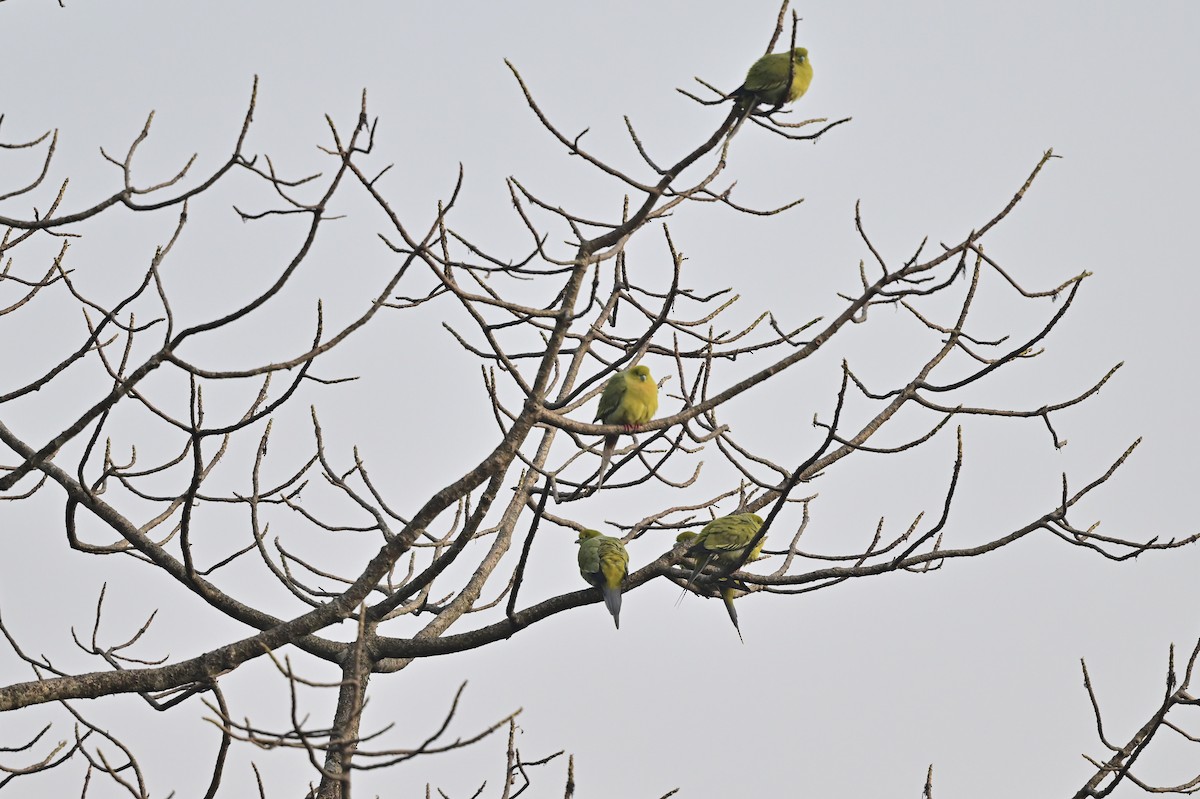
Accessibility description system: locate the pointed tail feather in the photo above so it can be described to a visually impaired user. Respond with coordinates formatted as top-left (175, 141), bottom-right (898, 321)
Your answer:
top-left (596, 434), bottom-right (617, 489)
top-left (684, 553), bottom-right (714, 594)
top-left (602, 585), bottom-right (622, 629)
top-left (722, 587), bottom-right (744, 644)
top-left (676, 552), bottom-right (714, 607)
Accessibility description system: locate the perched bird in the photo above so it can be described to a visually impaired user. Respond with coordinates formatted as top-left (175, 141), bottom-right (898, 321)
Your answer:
top-left (593, 364), bottom-right (658, 488)
top-left (679, 513), bottom-right (765, 594)
top-left (576, 529), bottom-right (630, 629)
top-left (675, 529), bottom-right (760, 643)
top-left (733, 47), bottom-right (813, 108)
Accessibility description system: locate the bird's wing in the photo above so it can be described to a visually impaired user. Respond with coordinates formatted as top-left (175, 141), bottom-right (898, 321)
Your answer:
top-left (744, 53), bottom-right (790, 93)
top-left (595, 373), bottom-right (627, 423)
top-left (577, 537), bottom-right (601, 580)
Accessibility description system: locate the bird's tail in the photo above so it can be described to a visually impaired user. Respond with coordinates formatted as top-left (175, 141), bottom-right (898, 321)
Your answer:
top-left (729, 86), bottom-right (756, 115)
top-left (721, 586), bottom-right (744, 644)
top-left (684, 553), bottom-right (714, 595)
top-left (676, 552), bottom-right (714, 607)
top-left (596, 434), bottom-right (617, 489)
top-left (602, 585), bottom-right (622, 629)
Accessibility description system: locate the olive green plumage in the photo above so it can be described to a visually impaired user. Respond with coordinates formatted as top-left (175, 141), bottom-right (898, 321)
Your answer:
top-left (682, 513), bottom-right (765, 589)
top-left (595, 364), bottom-right (658, 429)
top-left (593, 364), bottom-right (658, 488)
top-left (735, 47), bottom-right (813, 107)
top-left (676, 531), bottom-right (750, 642)
top-left (576, 529), bottom-right (630, 629)
top-left (676, 514), bottom-right (766, 642)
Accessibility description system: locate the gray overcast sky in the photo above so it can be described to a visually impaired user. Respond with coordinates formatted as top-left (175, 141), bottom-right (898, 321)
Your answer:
top-left (2, 1), bottom-right (1200, 797)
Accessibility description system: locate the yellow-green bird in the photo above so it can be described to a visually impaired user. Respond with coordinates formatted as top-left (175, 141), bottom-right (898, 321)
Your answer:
top-left (593, 364), bottom-right (658, 488)
top-left (734, 47), bottom-right (813, 108)
top-left (576, 529), bottom-right (630, 629)
top-left (675, 529), bottom-right (761, 643)
top-left (679, 513), bottom-right (765, 594)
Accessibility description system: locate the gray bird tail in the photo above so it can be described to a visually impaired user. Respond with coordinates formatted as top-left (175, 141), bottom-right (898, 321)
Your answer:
top-left (684, 553), bottom-right (713, 594)
top-left (675, 553), bottom-right (713, 607)
top-left (722, 589), bottom-right (744, 644)
top-left (603, 586), bottom-right (622, 629)
top-left (596, 434), bottom-right (616, 489)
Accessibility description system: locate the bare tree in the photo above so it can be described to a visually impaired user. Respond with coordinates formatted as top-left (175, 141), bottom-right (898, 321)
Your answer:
top-left (1067, 639), bottom-right (1200, 797)
top-left (1, 5), bottom-right (1194, 797)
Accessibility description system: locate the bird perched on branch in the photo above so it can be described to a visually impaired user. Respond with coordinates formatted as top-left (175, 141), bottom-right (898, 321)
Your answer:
top-left (675, 531), bottom-right (746, 641)
top-left (593, 364), bottom-right (658, 488)
top-left (732, 47), bottom-right (812, 108)
top-left (576, 529), bottom-right (630, 629)
top-left (676, 514), bottom-right (766, 641)
top-left (681, 513), bottom-right (766, 590)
